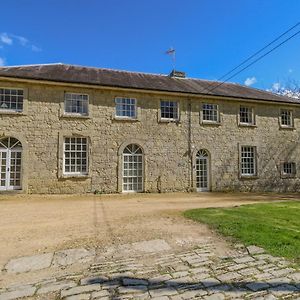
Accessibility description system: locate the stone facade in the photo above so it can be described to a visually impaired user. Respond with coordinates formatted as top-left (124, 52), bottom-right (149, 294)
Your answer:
top-left (1, 78), bottom-right (300, 194)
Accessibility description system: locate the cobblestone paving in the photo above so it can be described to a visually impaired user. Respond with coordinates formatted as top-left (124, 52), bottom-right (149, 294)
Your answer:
top-left (0, 241), bottom-right (299, 300)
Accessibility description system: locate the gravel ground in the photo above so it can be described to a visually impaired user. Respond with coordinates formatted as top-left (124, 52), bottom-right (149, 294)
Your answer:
top-left (0, 192), bottom-right (298, 286)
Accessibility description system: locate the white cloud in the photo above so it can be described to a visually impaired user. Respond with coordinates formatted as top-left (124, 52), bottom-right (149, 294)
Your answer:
top-left (0, 32), bottom-right (41, 51)
top-left (244, 77), bottom-right (257, 86)
top-left (0, 57), bottom-right (5, 66)
top-left (31, 45), bottom-right (41, 52)
top-left (272, 82), bottom-right (281, 90)
top-left (12, 35), bottom-right (28, 46)
top-left (0, 33), bottom-right (13, 45)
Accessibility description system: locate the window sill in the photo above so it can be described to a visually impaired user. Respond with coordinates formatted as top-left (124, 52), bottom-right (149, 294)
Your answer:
top-left (279, 125), bottom-right (295, 130)
top-left (240, 175), bottom-right (258, 180)
top-left (159, 118), bottom-right (180, 123)
top-left (281, 174), bottom-right (296, 179)
top-left (60, 174), bottom-right (89, 179)
top-left (61, 114), bottom-right (90, 119)
top-left (112, 116), bottom-right (139, 122)
top-left (0, 110), bottom-right (25, 116)
top-left (201, 121), bottom-right (221, 126)
top-left (238, 123), bottom-right (257, 128)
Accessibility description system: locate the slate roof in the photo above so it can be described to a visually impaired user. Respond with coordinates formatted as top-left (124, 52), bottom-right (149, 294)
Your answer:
top-left (0, 63), bottom-right (298, 104)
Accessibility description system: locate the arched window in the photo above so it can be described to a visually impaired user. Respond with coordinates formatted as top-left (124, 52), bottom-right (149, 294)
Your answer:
top-left (0, 137), bottom-right (22, 190)
top-left (122, 144), bottom-right (143, 192)
top-left (196, 149), bottom-right (210, 192)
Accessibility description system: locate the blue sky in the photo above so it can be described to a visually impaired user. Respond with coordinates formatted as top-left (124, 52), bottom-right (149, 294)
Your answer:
top-left (0, 0), bottom-right (300, 90)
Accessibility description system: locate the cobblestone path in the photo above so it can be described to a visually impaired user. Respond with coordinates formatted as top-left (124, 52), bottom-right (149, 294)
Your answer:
top-left (0, 240), bottom-right (299, 300)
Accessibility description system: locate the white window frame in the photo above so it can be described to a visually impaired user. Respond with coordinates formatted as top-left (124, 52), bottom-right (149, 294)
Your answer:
top-left (0, 88), bottom-right (24, 112)
top-left (115, 97), bottom-right (137, 119)
top-left (201, 103), bottom-right (219, 124)
top-left (64, 92), bottom-right (89, 116)
top-left (239, 106), bottom-right (255, 126)
top-left (281, 162), bottom-right (296, 178)
top-left (63, 137), bottom-right (88, 176)
top-left (160, 100), bottom-right (179, 121)
top-left (280, 109), bottom-right (293, 128)
top-left (240, 146), bottom-right (257, 177)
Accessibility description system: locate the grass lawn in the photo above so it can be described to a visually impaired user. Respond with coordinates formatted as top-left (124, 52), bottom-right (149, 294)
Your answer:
top-left (184, 201), bottom-right (300, 263)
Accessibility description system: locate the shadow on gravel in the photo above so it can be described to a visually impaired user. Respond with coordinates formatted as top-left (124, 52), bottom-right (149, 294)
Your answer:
top-left (85, 275), bottom-right (299, 294)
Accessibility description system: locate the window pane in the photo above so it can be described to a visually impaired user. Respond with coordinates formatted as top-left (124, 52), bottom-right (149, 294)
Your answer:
top-left (281, 110), bottom-right (292, 126)
top-left (241, 146), bottom-right (256, 176)
top-left (115, 97), bottom-right (136, 118)
top-left (203, 103), bottom-right (218, 122)
top-left (240, 106), bottom-right (253, 124)
top-left (0, 88), bottom-right (24, 111)
top-left (160, 100), bottom-right (178, 120)
top-left (64, 93), bottom-right (89, 115)
top-left (64, 137), bottom-right (88, 174)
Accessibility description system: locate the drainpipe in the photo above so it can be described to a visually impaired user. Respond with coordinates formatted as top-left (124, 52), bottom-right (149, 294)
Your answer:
top-left (187, 99), bottom-right (193, 191)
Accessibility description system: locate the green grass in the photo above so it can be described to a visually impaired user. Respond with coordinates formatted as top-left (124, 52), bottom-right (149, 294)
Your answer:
top-left (184, 201), bottom-right (300, 263)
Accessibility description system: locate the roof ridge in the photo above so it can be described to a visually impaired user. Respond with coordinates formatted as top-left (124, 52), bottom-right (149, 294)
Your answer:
top-left (0, 63), bottom-right (64, 68)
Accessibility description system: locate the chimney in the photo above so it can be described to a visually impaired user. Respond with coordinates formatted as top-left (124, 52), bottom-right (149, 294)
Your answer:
top-left (169, 70), bottom-right (186, 78)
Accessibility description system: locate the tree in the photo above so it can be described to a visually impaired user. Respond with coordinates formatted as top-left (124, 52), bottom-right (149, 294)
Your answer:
top-left (270, 79), bottom-right (300, 99)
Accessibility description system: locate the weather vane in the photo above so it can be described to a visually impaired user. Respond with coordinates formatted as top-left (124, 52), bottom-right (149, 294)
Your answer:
top-left (165, 47), bottom-right (176, 70)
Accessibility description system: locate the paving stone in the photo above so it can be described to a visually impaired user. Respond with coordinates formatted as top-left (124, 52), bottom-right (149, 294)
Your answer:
top-left (122, 278), bottom-right (148, 286)
top-left (233, 256), bottom-right (255, 264)
top-left (4, 253), bottom-right (53, 273)
top-left (37, 280), bottom-right (77, 294)
top-left (91, 289), bottom-right (110, 298)
top-left (201, 278), bottom-right (221, 287)
top-left (0, 285), bottom-right (36, 300)
top-left (64, 294), bottom-right (91, 300)
top-left (246, 282), bottom-right (270, 292)
top-left (53, 248), bottom-right (95, 267)
top-left (289, 272), bottom-right (300, 282)
top-left (254, 273), bottom-right (273, 280)
top-left (148, 274), bottom-right (172, 285)
top-left (263, 294), bottom-right (277, 300)
top-left (61, 285), bottom-right (102, 297)
top-left (238, 267), bottom-right (260, 276)
top-left (171, 289), bottom-right (207, 299)
top-left (80, 276), bottom-right (109, 285)
top-left (217, 271), bottom-right (242, 282)
top-left (118, 285), bottom-right (148, 294)
top-left (267, 277), bottom-right (291, 286)
top-left (172, 271), bottom-right (189, 278)
top-left (247, 246), bottom-right (265, 255)
top-left (149, 287), bottom-right (178, 297)
top-left (227, 263), bottom-right (248, 271)
top-left (270, 284), bottom-right (299, 296)
top-left (203, 293), bottom-right (225, 300)
top-left (270, 268), bottom-right (295, 277)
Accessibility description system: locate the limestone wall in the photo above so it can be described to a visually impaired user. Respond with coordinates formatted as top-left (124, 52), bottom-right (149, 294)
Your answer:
top-left (0, 80), bottom-right (299, 193)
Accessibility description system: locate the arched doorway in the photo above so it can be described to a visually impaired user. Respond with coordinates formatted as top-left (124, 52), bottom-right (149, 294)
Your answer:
top-left (0, 137), bottom-right (22, 191)
top-left (122, 144), bottom-right (143, 192)
top-left (196, 149), bottom-right (210, 192)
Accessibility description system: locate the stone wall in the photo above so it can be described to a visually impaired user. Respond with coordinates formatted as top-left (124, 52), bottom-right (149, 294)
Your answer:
top-left (1, 79), bottom-right (300, 194)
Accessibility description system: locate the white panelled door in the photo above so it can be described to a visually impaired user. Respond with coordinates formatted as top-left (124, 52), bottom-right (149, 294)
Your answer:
top-left (196, 149), bottom-right (210, 192)
top-left (0, 137), bottom-right (22, 191)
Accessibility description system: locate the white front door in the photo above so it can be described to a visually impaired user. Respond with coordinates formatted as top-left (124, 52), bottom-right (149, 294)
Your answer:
top-left (0, 138), bottom-right (22, 191)
top-left (196, 149), bottom-right (210, 192)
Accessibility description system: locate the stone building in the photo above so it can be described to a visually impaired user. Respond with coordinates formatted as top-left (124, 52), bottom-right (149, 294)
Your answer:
top-left (0, 63), bottom-right (299, 194)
